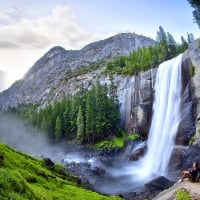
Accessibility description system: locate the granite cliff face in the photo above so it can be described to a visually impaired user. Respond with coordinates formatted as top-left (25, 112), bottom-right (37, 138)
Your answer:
top-left (187, 38), bottom-right (200, 146)
top-left (0, 33), bottom-right (200, 144)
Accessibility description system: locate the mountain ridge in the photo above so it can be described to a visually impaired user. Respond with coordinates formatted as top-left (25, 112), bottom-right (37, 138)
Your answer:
top-left (0, 32), bottom-right (155, 110)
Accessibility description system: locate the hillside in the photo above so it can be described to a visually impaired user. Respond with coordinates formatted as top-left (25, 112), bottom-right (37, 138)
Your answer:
top-left (0, 143), bottom-right (121, 200)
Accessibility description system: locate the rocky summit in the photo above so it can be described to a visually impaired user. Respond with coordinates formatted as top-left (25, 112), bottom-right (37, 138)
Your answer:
top-left (0, 32), bottom-right (155, 110)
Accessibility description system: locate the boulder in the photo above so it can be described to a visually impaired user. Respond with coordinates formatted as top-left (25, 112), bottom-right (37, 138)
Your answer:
top-left (168, 146), bottom-right (186, 171)
top-left (144, 176), bottom-right (175, 191)
top-left (43, 158), bottom-right (55, 170)
top-left (129, 147), bottom-right (145, 161)
top-left (121, 176), bottom-right (175, 200)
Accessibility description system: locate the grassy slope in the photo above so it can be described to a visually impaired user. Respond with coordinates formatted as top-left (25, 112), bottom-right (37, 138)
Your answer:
top-left (0, 143), bottom-right (121, 200)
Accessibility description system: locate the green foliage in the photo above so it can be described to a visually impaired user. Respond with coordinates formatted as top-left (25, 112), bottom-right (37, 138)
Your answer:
top-left (175, 188), bottom-right (192, 200)
top-left (77, 106), bottom-right (85, 142)
top-left (6, 81), bottom-right (120, 144)
top-left (55, 116), bottom-right (62, 142)
top-left (127, 133), bottom-right (140, 140)
top-left (189, 65), bottom-right (196, 77)
top-left (113, 136), bottom-right (125, 148)
top-left (95, 132), bottom-right (140, 151)
top-left (64, 61), bottom-right (105, 81)
top-left (187, 0), bottom-right (200, 29)
top-left (95, 137), bottom-right (124, 151)
top-left (0, 143), bottom-right (122, 200)
top-left (189, 135), bottom-right (195, 145)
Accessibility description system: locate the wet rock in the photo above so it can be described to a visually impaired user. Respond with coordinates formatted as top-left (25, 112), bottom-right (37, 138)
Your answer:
top-left (91, 166), bottom-right (105, 175)
top-left (179, 146), bottom-right (200, 170)
top-left (168, 146), bottom-right (186, 170)
top-left (129, 148), bottom-right (145, 161)
top-left (144, 176), bottom-right (175, 191)
top-left (43, 158), bottom-right (55, 170)
top-left (120, 176), bottom-right (175, 200)
top-left (121, 176), bottom-right (175, 200)
top-left (188, 38), bottom-right (200, 147)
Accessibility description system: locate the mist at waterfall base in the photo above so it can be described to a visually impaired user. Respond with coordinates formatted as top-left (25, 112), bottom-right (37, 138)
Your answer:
top-left (0, 115), bottom-right (65, 161)
top-left (0, 54), bottom-right (183, 194)
top-left (63, 54), bottom-right (183, 194)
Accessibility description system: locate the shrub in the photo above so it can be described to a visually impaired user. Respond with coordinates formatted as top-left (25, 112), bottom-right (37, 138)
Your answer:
top-left (175, 188), bottom-right (192, 200)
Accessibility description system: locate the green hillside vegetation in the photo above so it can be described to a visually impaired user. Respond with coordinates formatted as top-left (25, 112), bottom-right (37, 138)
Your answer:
top-left (0, 143), bottom-right (121, 200)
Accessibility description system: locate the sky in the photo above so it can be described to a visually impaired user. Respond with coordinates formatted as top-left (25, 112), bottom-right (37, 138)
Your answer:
top-left (0, 0), bottom-right (199, 88)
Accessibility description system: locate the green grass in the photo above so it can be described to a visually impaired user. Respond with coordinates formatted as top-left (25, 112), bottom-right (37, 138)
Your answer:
top-left (0, 143), bottom-right (122, 200)
top-left (127, 133), bottom-right (140, 140)
top-left (95, 133), bottom-right (140, 151)
top-left (175, 188), bottom-right (192, 200)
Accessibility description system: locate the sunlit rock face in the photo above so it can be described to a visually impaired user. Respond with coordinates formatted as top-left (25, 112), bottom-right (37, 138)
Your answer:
top-left (188, 38), bottom-right (200, 147)
top-left (117, 68), bottom-right (156, 136)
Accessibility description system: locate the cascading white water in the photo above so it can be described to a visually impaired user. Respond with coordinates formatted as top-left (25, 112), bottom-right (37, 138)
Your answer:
top-left (138, 53), bottom-right (183, 179)
top-left (61, 54), bottom-right (184, 194)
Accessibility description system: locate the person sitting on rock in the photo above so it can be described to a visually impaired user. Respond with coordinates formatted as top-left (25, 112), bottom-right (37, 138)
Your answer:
top-left (179, 162), bottom-right (199, 182)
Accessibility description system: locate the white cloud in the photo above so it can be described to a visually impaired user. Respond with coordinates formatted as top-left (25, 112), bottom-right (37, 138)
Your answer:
top-left (0, 7), bottom-right (24, 25)
top-left (0, 5), bottom-right (103, 90)
top-left (0, 5), bottom-right (101, 50)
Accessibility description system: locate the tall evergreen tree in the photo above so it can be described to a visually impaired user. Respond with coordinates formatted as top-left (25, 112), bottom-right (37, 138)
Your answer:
top-left (55, 116), bottom-right (62, 142)
top-left (187, 0), bottom-right (200, 28)
top-left (85, 85), bottom-right (96, 143)
top-left (180, 36), bottom-right (188, 51)
top-left (156, 26), bottom-right (168, 61)
top-left (187, 32), bottom-right (195, 43)
top-left (62, 96), bottom-right (72, 138)
top-left (77, 106), bottom-right (85, 142)
top-left (95, 82), bottom-right (107, 139)
top-left (167, 32), bottom-right (177, 59)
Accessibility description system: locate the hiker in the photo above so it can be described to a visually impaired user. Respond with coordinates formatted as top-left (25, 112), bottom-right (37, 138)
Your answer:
top-left (179, 162), bottom-right (199, 182)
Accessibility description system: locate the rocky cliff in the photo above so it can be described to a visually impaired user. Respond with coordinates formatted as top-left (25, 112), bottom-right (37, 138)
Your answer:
top-left (0, 32), bottom-right (156, 134)
top-left (0, 33), bottom-right (200, 143)
top-left (187, 38), bottom-right (200, 146)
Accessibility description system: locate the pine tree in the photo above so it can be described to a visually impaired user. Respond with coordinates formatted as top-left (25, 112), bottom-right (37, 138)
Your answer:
top-left (77, 106), bottom-right (85, 142)
top-left (187, 0), bottom-right (200, 28)
top-left (180, 36), bottom-right (188, 51)
top-left (167, 32), bottom-right (177, 59)
top-left (63, 96), bottom-right (72, 138)
top-left (187, 32), bottom-right (195, 43)
top-left (55, 116), bottom-right (62, 142)
top-left (85, 85), bottom-right (96, 143)
top-left (156, 26), bottom-right (168, 60)
top-left (41, 116), bottom-right (48, 133)
top-left (95, 82), bottom-right (107, 139)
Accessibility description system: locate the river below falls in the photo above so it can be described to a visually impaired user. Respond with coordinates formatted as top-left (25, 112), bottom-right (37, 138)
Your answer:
top-left (61, 149), bottom-right (178, 195)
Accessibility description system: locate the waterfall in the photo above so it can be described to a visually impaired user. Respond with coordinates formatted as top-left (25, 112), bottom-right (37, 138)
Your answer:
top-left (138, 54), bottom-right (183, 179)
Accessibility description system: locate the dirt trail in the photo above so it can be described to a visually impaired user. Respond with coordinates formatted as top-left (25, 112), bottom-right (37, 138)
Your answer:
top-left (153, 180), bottom-right (200, 200)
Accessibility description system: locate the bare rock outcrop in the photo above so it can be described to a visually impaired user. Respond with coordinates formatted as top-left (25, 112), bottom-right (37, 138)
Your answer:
top-left (187, 38), bottom-right (200, 147)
